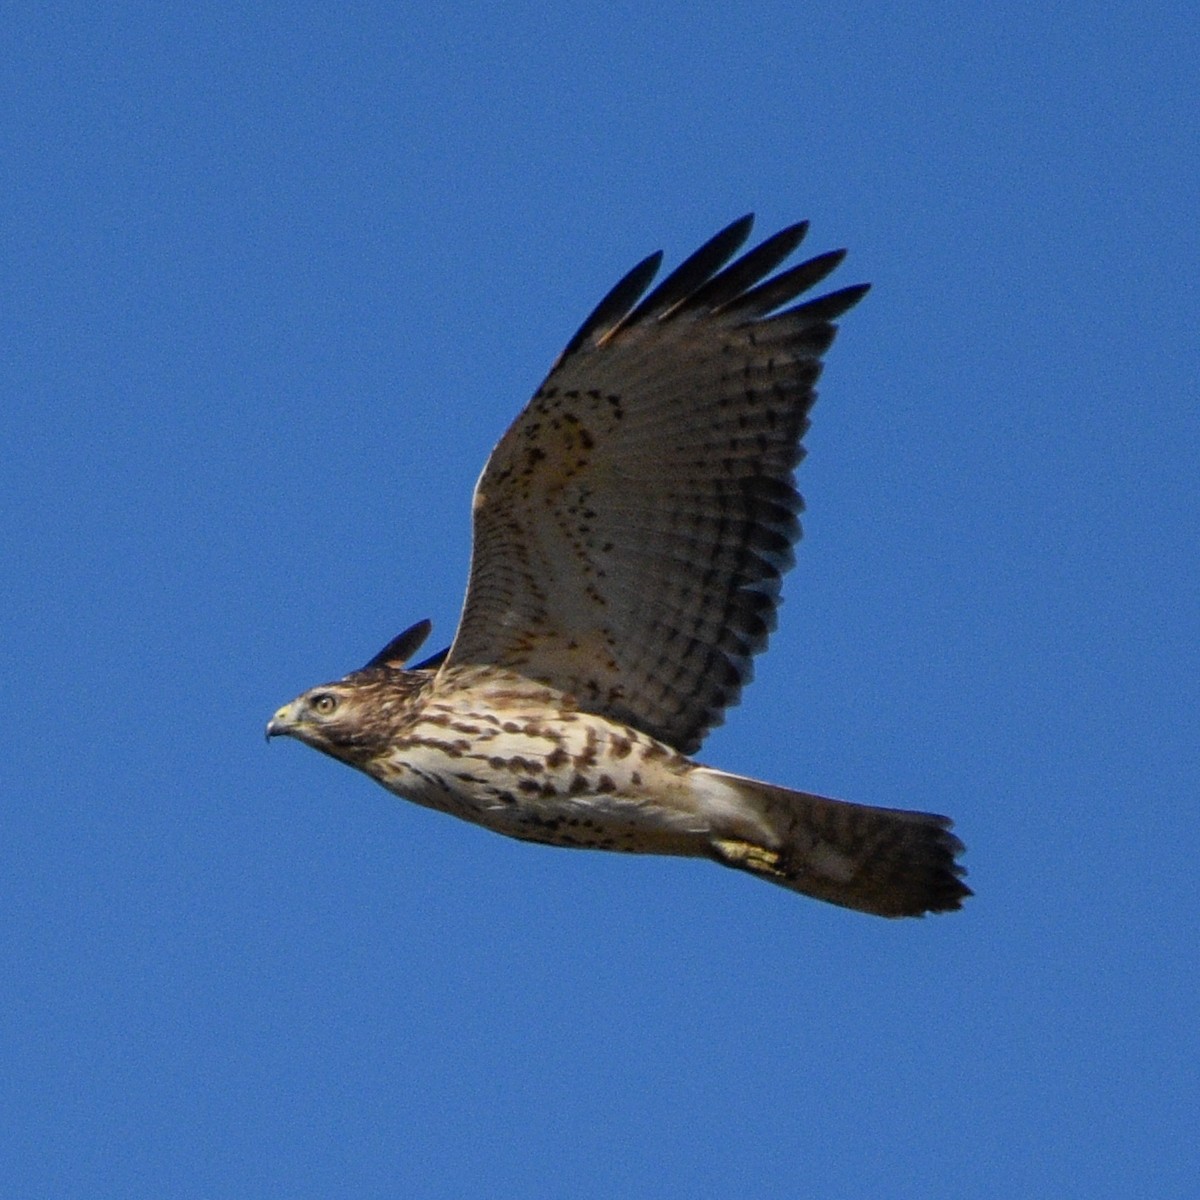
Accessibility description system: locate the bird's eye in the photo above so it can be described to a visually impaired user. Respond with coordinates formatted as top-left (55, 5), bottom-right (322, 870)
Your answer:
top-left (312, 693), bottom-right (339, 715)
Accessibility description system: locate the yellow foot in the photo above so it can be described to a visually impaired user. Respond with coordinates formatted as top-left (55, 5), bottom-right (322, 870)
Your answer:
top-left (710, 838), bottom-right (784, 877)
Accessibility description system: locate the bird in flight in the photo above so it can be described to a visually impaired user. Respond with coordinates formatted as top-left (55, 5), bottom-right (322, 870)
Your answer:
top-left (267, 216), bottom-right (969, 917)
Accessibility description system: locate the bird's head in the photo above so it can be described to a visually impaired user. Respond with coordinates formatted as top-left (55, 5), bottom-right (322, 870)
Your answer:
top-left (266, 620), bottom-right (441, 767)
top-left (265, 679), bottom-right (379, 761)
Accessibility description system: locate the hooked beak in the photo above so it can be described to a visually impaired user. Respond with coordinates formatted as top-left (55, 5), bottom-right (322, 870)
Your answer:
top-left (265, 704), bottom-right (296, 741)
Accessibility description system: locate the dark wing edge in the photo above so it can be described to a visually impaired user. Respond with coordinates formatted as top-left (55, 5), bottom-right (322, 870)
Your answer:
top-left (560, 214), bottom-right (869, 361)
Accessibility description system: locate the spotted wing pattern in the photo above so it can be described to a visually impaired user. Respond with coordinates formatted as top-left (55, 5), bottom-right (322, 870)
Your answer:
top-left (444, 216), bottom-right (869, 755)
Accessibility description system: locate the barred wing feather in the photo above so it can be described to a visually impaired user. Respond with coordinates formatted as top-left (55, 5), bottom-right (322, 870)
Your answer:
top-left (444, 216), bottom-right (868, 755)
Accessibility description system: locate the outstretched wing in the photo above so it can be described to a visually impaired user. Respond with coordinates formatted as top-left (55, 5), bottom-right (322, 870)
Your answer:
top-left (443, 216), bottom-right (869, 754)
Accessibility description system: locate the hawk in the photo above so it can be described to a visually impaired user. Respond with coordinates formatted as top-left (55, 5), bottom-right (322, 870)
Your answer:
top-left (267, 216), bottom-right (969, 917)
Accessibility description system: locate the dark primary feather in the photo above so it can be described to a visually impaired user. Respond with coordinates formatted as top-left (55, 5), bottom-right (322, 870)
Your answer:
top-left (362, 619), bottom-right (432, 670)
top-left (558, 251), bottom-right (664, 360)
top-left (722, 248), bottom-right (846, 318)
top-left (620, 214), bottom-right (755, 326)
top-left (681, 220), bottom-right (809, 313)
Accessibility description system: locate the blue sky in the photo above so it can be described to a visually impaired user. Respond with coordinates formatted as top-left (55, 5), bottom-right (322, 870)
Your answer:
top-left (4, 3), bottom-right (1197, 1196)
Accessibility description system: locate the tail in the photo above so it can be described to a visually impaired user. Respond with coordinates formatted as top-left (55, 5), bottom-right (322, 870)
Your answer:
top-left (695, 768), bottom-right (970, 917)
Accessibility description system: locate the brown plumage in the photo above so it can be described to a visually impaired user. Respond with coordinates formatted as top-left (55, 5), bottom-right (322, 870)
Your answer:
top-left (268, 217), bottom-right (970, 917)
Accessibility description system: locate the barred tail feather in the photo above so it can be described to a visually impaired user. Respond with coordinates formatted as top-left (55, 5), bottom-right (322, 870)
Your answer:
top-left (697, 768), bottom-right (970, 917)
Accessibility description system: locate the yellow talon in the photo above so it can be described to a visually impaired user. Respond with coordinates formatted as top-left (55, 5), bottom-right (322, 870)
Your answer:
top-left (711, 838), bottom-right (783, 876)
